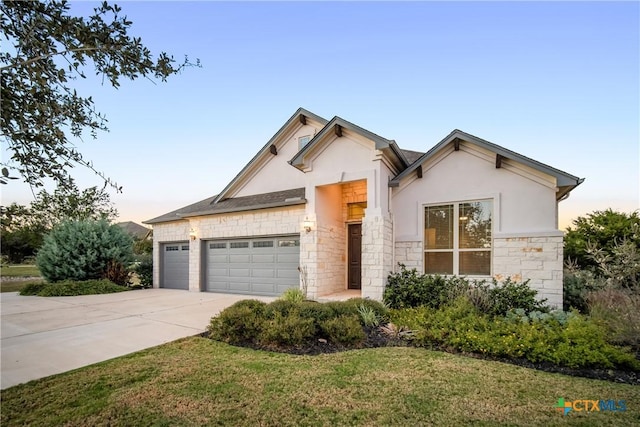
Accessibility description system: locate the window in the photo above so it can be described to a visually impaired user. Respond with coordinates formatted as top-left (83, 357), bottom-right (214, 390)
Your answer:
top-left (253, 241), bottom-right (274, 248)
top-left (424, 200), bottom-right (492, 276)
top-left (298, 135), bottom-right (311, 150)
top-left (165, 246), bottom-right (179, 252)
top-left (230, 242), bottom-right (249, 249)
top-left (209, 242), bottom-right (226, 249)
top-left (278, 239), bottom-right (300, 247)
top-left (181, 245), bottom-right (189, 251)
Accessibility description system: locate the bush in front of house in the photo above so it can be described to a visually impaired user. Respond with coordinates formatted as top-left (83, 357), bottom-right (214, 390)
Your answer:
top-left (134, 253), bottom-right (153, 288)
top-left (384, 265), bottom-right (547, 316)
top-left (208, 297), bottom-right (386, 349)
top-left (389, 297), bottom-right (639, 371)
top-left (36, 219), bottom-right (134, 284)
top-left (20, 279), bottom-right (128, 296)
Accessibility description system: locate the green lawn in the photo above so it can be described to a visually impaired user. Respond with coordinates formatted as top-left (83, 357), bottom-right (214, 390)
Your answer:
top-left (2, 337), bottom-right (638, 426)
top-left (0, 265), bottom-right (43, 293)
top-left (1, 264), bottom-right (41, 277)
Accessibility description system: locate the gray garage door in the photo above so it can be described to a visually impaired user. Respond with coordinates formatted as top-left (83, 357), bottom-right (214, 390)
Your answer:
top-left (205, 236), bottom-right (300, 296)
top-left (161, 242), bottom-right (189, 290)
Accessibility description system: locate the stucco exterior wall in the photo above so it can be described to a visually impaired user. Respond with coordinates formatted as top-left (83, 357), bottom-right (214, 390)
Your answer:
top-left (235, 125), bottom-right (319, 197)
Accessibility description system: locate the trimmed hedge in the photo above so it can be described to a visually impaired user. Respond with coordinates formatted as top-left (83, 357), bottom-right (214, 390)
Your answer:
top-left (20, 280), bottom-right (129, 297)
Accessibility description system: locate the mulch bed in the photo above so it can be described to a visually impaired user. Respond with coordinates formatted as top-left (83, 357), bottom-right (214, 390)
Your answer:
top-left (202, 328), bottom-right (640, 386)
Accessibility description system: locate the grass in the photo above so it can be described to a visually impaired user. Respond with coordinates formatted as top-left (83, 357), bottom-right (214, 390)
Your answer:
top-left (0, 264), bottom-right (41, 277)
top-left (2, 337), bottom-right (638, 426)
top-left (1, 264), bottom-right (43, 293)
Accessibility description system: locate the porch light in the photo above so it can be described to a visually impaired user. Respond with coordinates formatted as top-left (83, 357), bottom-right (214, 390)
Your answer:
top-left (189, 228), bottom-right (197, 241)
top-left (303, 220), bottom-right (313, 233)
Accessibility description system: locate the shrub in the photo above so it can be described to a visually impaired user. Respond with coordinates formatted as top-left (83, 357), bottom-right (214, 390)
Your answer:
top-left (384, 265), bottom-right (451, 309)
top-left (357, 304), bottom-right (380, 327)
top-left (343, 298), bottom-right (389, 320)
top-left (587, 288), bottom-right (640, 350)
top-left (562, 266), bottom-right (604, 312)
top-left (264, 299), bottom-right (298, 318)
top-left (298, 301), bottom-right (335, 324)
top-left (320, 315), bottom-right (366, 346)
top-left (103, 260), bottom-right (132, 286)
top-left (390, 299), bottom-right (639, 370)
top-left (19, 282), bottom-right (48, 296)
top-left (134, 254), bottom-right (153, 288)
top-left (208, 300), bottom-right (267, 344)
top-left (324, 301), bottom-right (360, 317)
top-left (36, 219), bottom-right (134, 283)
top-left (259, 311), bottom-right (316, 347)
top-left (20, 280), bottom-right (127, 297)
top-left (280, 288), bottom-right (305, 303)
top-left (486, 278), bottom-right (548, 316)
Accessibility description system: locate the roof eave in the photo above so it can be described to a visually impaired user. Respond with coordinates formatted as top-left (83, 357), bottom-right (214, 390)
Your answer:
top-left (179, 198), bottom-right (307, 218)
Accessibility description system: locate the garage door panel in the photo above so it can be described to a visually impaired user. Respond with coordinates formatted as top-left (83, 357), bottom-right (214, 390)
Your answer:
top-left (205, 236), bottom-right (299, 296)
top-left (161, 242), bottom-right (189, 290)
top-left (229, 254), bottom-right (251, 263)
top-left (252, 268), bottom-right (275, 278)
top-left (229, 268), bottom-right (250, 277)
top-left (252, 254), bottom-right (276, 263)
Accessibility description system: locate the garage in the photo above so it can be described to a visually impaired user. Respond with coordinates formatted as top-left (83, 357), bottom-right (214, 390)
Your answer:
top-left (161, 242), bottom-right (189, 290)
top-left (205, 235), bottom-right (300, 296)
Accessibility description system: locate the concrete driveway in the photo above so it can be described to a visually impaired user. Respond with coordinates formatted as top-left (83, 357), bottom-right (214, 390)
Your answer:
top-left (1, 289), bottom-right (274, 389)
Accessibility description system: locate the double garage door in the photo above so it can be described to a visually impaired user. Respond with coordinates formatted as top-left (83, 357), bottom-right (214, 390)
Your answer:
top-left (205, 235), bottom-right (300, 296)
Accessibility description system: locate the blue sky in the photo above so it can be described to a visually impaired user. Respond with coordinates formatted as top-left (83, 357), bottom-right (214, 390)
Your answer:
top-left (2, 1), bottom-right (639, 229)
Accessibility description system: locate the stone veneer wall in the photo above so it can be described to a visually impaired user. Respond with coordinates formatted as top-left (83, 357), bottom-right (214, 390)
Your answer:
top-left (154, 206), bottom-right (306, 292)
top-left (394, 241), bottom-right (423, 271)
top-left (393, 234), bottom-right (564, 308)
top-left (493, 234), bottom-right (564, 309)
top-left (361, 214), bottom-right (393, 300)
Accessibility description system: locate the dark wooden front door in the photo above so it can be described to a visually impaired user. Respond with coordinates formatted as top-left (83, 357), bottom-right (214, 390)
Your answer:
top-left (348, 223), bottom-right (362, 289)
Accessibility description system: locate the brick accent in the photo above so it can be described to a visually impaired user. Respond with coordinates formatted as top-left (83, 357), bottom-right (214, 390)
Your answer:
top-left (394, 241), bottom-right (422, 270)
top-left (361, 214), bottom-right (393, 300)
top-left (154, 207), bottom-right (305, 292)
top-left (493, 234), bottom-right (564, 308)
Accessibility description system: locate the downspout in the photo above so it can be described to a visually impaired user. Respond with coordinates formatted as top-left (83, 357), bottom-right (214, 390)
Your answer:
top-left (389, 182), bottom-right (395, 273)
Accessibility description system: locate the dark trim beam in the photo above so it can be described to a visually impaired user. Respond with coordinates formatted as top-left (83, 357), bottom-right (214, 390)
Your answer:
top-left (453, 138), bottom-right (460, 151)
top-left (334, 124), bottom-right (343, 137)
top-left (496, 154), bottom-right (504, 168)
top-left (269, 145), bottom-right (278, 155)
top-left (416, 164), bottom-right (423, 178)
top-left (299, 115), bottom-right (307, 125)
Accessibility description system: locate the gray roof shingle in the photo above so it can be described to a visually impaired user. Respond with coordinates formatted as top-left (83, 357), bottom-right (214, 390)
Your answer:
top-left (144, 188), bottom-right (305, 224)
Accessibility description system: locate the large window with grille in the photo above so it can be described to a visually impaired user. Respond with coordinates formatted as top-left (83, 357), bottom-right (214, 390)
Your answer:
top-left (424, 200), bottom-right (492, 276)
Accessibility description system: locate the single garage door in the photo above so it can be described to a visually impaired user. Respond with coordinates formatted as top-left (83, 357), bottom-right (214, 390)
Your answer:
top-left (161, 242), bottom-right (189, 290)
top-left (205, 236), bottom-right (300, 296)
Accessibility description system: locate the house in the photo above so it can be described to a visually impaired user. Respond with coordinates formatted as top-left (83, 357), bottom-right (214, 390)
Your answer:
top-left (144, 108), bottom-right (583, 308)
top-left (116, 221), bottom-right (152, 241)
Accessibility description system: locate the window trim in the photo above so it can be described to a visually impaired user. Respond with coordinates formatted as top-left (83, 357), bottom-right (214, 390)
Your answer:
top-left (298, 135), bottom-right (311, 151)
top-left (423, 199), bottom-right (493, 277)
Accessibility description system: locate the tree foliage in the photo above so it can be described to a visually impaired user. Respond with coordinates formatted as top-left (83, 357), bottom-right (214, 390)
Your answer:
top-left (36, 219), bottom-right (133, 283)
top-left (564, 209), bottom-right (640, 270)
top-left (1, 182), bottom-right (117, 263)
top-left (0, 0), bottom-right (197, 190)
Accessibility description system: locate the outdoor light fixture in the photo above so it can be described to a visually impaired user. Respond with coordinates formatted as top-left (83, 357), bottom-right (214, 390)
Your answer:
top-left (303, 220), bottom-right (313, 233)
top-left (189, 228), bottom-right (197, 241)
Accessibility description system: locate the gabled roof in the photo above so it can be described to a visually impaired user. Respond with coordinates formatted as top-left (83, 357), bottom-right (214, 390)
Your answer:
top-left (213, 108), bottom-right (327, 203)
top-left (389, 129), bottom-right (584, 200)
top-left (400, 149), bottom-right (424, 165)
top-left (116, 221), bottom-right (151, 239)
top-left (289, 115), bottom-right (409, 171)
top-left (144, 188), bottom-right (306, 224)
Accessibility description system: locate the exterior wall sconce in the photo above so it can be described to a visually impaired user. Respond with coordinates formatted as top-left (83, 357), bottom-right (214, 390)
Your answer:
top-left (189, 228), bottom-right (197, 241)
top-left (303, 220), bottom-right (313, 233)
